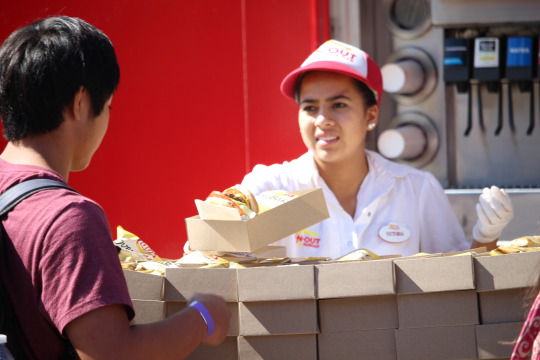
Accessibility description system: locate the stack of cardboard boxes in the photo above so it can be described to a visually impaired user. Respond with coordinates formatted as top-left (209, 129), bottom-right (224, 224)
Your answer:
top-left (316, 258), bottom-right (397, 359)
top-left (165, 267), bottom-right (240, 359)
top-left (122, 188), bottom-right (540, 359)
top-left (236, 264), bottom-right (318, 359)
top-left (394, 254), bottom-right (479, 359)
top-left (124, 268), bottom-right (165, 325)
top-left (474, 251), bottom-right (539, 359)
top-left (125, 250), bottom-right (539, 359)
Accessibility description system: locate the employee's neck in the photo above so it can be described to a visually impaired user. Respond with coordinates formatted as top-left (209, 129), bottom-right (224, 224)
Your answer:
top-left (316, 153), bottom-right (369, 218)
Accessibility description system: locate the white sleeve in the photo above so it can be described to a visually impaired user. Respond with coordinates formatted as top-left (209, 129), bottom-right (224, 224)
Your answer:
top-left (241, 163), bottom-right (291, 196)
top-left (416, 172), bottom-right (469, 253)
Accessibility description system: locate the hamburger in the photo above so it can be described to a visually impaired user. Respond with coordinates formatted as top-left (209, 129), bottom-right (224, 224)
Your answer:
top-left (205, 185), bottom-right (259, 219)
top-left (223, 184), bottom-right (259, 214)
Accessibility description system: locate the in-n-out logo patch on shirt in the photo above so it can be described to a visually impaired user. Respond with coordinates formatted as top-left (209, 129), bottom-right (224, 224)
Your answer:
top-left (295, 229), bottom-right (321, 248)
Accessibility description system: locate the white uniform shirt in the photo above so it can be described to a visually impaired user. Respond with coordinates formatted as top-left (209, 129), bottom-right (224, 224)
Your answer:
top-left (241, 150), bottom-right (469, 259)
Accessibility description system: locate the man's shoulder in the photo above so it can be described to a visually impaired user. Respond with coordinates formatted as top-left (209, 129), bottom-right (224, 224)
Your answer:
top-left (0, 160), bottom-right (66, 192)
top-left (0, 168), bottom-right (104, 227)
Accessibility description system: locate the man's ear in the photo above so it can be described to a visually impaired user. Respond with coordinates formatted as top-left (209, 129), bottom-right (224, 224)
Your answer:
top-left (65, 86), bottom-right (86, 121)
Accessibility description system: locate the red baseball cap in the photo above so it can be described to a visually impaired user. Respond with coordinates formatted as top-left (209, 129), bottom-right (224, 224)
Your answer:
top-left (280, 39), bottom-right (383, 107)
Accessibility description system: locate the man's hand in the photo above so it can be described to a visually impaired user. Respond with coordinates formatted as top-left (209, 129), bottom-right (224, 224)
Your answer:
top-left (188, 293), bottom-right (231, 345)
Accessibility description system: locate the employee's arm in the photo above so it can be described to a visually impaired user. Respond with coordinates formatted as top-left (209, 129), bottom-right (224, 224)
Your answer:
top-left (471, 238), bottom-right (498, 251)
top-left (65, 293), bottom-right (231, 360)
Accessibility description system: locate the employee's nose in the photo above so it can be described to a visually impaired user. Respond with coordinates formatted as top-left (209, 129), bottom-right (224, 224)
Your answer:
top-left (314, 111), bottom-right (333, 127)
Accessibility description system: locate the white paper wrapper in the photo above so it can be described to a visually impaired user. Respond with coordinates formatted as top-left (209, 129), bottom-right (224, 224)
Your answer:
top-left (195, 199), bottom-right (245, 220)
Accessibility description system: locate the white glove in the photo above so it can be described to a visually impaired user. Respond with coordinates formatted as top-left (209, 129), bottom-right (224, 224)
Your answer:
top-left (472, 186), bottom-right (514, 243)
top-left (183, 240), bottom-right (193, 256)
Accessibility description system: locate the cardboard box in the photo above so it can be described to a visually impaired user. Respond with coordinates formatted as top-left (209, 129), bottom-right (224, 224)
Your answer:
top-left (398, 290), bottom-right (478, 328)
top-left (186, 336), bottom-right (238, 360)
top-left (166, 300), bottom-right (186, 317)
top-left (252, 245), bottom-right (287, 259)
top-left (239, 299), bottom-right (318, 336)
top-left (164, 267), bottom-right (238, 302)
top-left (478, 288), bottom-right (533, 324)
top-left (166, 301), bottom-right (240, 336)
top-left (476, 322), bottom-right (524, 359)
top-left (238, 334), bottom-right (317, 360)
top-left (237, 264), bottom-right (315, 301)
top-left (474, 251), bottom-right (540, 292)
top-left (395, 325), bottom-right (477, 360)
top-left (123, 269), bottom-right (164, 300)
top-left (129, 300), bottom-right (166, 325)
top-left (318, 329), bottom-right (396, 360)
top-left (186, 188), bottom-right (329, 252)
top-left (394, 254), bottom-right (475, 294)
top-left (318, 295), bottom-right (398, 332)
top-left (316, 259), bottom-right (395, 299)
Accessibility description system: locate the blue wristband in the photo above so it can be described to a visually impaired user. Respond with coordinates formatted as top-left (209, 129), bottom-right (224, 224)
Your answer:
top-left (189, 301), bottom-right (215, 337)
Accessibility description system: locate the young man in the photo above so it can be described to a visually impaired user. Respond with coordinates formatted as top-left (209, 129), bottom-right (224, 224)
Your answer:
top-left (0, 16), bottom-right (230, 359)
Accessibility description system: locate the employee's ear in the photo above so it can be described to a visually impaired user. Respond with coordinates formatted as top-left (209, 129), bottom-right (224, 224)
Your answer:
top-left (366, 105), bottom-right (379, 129)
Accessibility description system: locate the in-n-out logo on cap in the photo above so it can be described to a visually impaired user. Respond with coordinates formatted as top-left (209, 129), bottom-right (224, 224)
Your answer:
top-left (280, 38), bottom-right (382, 106)
top-left (302, 40), bottom-right (369, 78)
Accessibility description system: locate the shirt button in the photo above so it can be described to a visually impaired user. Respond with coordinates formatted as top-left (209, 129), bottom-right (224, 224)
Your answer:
top-left (347, 241), bottom-right (353, 246)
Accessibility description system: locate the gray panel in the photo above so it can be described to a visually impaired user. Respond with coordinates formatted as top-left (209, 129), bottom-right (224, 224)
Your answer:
top-left (451, 81), bottom-right (540, 188)
top-left (431, 0), bottom-right (540, 26)
top-left (446, 189), bottom-right (540, 243)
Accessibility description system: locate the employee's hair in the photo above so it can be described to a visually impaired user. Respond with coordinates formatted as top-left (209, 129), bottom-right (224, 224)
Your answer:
top-left (0, 16), bottom-right (120, 141)
top-left (294, 72), bottom-right (377, 108)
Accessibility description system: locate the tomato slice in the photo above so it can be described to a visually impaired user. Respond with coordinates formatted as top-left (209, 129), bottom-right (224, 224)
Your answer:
top-left (207, 191), bottom-right (247, 216)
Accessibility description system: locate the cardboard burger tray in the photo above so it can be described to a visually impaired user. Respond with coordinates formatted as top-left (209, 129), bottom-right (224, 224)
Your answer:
top-left (185, 188), bottom-right (329, 252)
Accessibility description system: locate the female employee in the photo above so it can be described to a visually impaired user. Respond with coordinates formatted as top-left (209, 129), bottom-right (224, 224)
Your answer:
top-left (240, 39), bottom-right (513, 259)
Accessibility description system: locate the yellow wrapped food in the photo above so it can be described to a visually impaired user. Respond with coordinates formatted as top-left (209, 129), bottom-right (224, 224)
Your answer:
top-left (490, 235), bottom-right (540, 256)
top-left (114, 226), bottom-right (163, 262)
top-left (176, 251), bottom-right (230, 267)
top-left (490, 246), bottom-right (540, 256)
top-left (509, 236), bottom-right (540, 247)
top-left (256, 190), bottom-right (298, 213)
top-left (335, 248), bottom-right (380, 261)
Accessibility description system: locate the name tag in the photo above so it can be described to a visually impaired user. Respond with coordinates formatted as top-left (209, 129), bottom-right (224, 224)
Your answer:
top-left (379, 222), bottom-right (410, 243)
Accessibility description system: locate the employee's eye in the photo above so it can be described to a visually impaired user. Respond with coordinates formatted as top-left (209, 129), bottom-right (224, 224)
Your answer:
top-left (302, 105), bottom-right (317, 112)
top-left (333, 102), bottom-right (346, 109)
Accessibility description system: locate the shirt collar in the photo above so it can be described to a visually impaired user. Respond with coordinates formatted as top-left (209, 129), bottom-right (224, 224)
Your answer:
top-left (301, 149), bottom-right (411, 193)
top-left (365, 149), bottom-right (410, 179)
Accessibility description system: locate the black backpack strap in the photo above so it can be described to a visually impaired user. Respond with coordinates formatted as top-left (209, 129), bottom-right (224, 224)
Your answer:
top-left (0, 178), bottom-right (77, 359)
top-left (0, 179), bottom-right (74, 216)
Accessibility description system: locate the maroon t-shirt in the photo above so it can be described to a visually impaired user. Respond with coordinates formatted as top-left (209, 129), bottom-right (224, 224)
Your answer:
top-left (0, 159), bottom-right (134, 359)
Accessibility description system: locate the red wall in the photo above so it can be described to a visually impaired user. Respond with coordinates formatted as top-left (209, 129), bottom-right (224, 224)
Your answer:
top-left (0, 0), bottom-right (329, 258)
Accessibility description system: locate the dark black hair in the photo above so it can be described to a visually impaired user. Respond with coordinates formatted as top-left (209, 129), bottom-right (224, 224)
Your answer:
top-left (294, 72), bottom-right (377, 108)
top-left (0, 16), bottom-right (120, 141)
